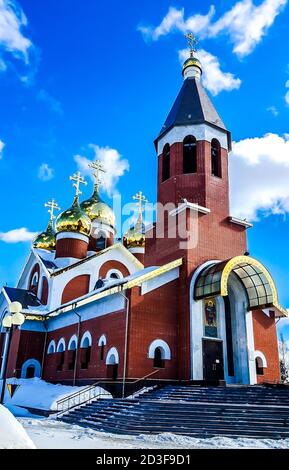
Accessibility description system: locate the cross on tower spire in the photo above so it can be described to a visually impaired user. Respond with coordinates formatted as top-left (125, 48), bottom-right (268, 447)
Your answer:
top-left (185, 32), bottom-right (198, 55)
top-left (69, 171), bottom-right (87, 199)
top-left (132, 191), bottom-right (148, 216)
top-left (88, 160), bottom-right (106, 192)
top-left (44, 198), bottom-right (61, 221)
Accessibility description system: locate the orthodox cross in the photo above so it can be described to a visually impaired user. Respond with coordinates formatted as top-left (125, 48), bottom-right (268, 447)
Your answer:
top-left (133, 191), bottom-right (148, 215)
top-left (44, 199), bottom-right (61, 220)
top-left (69, 171), bottom-right (87, 197)
top-left (89, 160), bottom-right (106, 191)
top-left (185, 33), bottom-right (198, 53)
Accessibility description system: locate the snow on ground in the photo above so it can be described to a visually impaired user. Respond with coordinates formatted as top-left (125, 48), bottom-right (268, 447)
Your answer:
top-left (0, 405), bottom-right (35, 449)
top-left (18, 417), bottom-right (289, 449)
top-left (1, 378), bottom-right (111, 411)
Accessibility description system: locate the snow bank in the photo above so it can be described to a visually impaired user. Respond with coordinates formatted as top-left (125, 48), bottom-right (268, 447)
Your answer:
top-left (3, 378), bottom-right (111, 412)
top-left (0, 405), bottom-right (35, 449)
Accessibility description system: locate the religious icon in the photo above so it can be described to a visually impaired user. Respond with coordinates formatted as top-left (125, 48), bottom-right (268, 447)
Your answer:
top-left (204, 298), bottom-right (218, 338)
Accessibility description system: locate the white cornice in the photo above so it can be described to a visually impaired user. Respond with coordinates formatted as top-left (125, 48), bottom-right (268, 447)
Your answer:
top-left (169, 201), bottom-right (210, 217)
top-left (229, 216), bottom-right (253, 229)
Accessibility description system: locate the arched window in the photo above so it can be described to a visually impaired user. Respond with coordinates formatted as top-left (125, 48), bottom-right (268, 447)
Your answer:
top-left (68, 335), bottom-right (78, 371)
top-left (106, 347), bottom-right (119, 380)
top-left (96, 233), bottom-right (107, 251)
top-left (80, 331), bottom-right (92, 369)
top-left (183, 136), bottom-right (197, 174)
top-left (56, 338), bottom-right (66, 371)
top-left (98, 335), bottom-right (107, 361)
top-left (21, 359), bottom-right (41, 379)
top-left (254, 351), bottom-right (267, 376)
top-left (40, 277), bottom-right (49, 305)
top-left (153, 347), bottom-right (164, 368)
top-left (162, 144), bottom-right (170, 182)
top-left (211, 139), bottom-right (221, 177)
top-left (148, 339), bottom-right (171, 369)
top-left (47, 340), bottom-right (56, 355)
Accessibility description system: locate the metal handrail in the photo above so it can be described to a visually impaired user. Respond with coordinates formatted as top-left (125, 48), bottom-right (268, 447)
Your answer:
top-left (55, 369), bottom-right (162, 416)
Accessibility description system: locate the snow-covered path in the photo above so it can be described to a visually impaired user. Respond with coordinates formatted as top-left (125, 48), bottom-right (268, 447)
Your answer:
top-left (19, 418), bottom-right (289, 449)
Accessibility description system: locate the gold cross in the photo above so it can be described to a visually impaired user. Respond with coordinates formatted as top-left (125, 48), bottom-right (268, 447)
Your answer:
top-left (88, 160), bottom-right (106, 190)
top-left (44, 198), bottom-right (61, 220)
top-left (132, 191), bottom-right (148, 215)
top-left (185, 33), bottom-right (198, 53)
top-left (69, 171), bottom-right (87, 197)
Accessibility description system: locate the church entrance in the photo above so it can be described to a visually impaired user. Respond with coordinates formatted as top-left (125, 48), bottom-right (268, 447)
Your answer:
top-left (203, 339), bottom-right (224, 381)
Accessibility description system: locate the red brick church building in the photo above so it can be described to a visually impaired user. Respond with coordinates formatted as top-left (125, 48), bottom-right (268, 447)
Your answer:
top-left (0, 48), bottom-right (286, 390)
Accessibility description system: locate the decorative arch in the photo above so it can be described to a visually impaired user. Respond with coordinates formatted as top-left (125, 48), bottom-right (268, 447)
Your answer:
top-left (99, 261), bottom-right (130, 279)
top-left (21, 359), bottom-right (41, 379)
top-left (211, 138), bottom-right (221, 177)
top-left (40, 276), bottom-right (49, 305)
top-left (106, 347), bottom-right (119, 365)
top-left (80, 331), bottom-right (92, 348)
top-left (254, 350), bottom-right (268, 368)
top-left (61, 274), bottom-right (90, 305)
top-left (194, 256), bottom-right (287, 317)
top-left (47, 340), bottom-right (56, 355)
top-left (98, 334), bottom-right (107, 347)
top-left (68, 335), bottom-right (78, 351)
top-left (162, 143), bottom-right (170, 182)
top-left (56, 338), bottom-right (66, 353)
top-left (183, 135), bottom-right (197, 174)
top-left (148, 339), bottom-right (171, 360)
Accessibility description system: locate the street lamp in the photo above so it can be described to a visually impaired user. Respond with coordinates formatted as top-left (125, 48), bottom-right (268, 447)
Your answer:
top-left (0, 302), bottom-right (24, 404)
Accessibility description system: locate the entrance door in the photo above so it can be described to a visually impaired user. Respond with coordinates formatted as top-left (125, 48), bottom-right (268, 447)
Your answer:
top-left (203, 339), bottom-right (224, 381)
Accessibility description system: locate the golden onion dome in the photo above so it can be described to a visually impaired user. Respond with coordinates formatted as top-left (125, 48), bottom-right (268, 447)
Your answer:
top-left (123, 214), bottom-right (145, 249)
top-left (56, 196), bottom-right (91, 236)
top-left (182, 55), bottom-right (202, 77)
top-left (80, 187), bottom-right (116, 229)
top-left (33, 220), bottom-right (56, 251)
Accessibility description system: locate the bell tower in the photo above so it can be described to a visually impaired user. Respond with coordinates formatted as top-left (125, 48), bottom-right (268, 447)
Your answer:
top-left (145, 36), bottom-right (249, 269)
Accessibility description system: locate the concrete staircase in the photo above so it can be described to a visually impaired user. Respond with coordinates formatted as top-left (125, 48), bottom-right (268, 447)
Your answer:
top-left (59, 385), bottom-right (289, 439)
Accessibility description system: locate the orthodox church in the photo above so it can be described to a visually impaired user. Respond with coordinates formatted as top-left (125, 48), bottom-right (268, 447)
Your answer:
top-left (0, 45), bottom-right (286, 391)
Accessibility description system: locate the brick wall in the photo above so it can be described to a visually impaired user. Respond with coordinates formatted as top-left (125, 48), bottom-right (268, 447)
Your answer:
top-left (252, 310), bottom-right (280, 383)
top-left (61, 274), bottom-right (90, 304)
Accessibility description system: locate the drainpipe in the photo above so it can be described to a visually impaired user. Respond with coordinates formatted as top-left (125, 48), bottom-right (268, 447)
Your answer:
top-left (119, 291), bottom-right (130, 399)
top-left (72, 303), bottom-right (81, 387)
top-left (41, 320), bottom-right (48, 379)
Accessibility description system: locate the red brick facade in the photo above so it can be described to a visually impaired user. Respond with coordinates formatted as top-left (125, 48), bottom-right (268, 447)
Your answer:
top-left (252, 310), bottom-right (280, 383)
top-left (99, 260), bottom-right (130, 279)
top-left (56, 237), bottom-right (88, 259)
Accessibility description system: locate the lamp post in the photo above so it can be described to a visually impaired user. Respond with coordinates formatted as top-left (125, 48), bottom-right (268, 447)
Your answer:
top-left (0, 302), bottom-right (24, 404)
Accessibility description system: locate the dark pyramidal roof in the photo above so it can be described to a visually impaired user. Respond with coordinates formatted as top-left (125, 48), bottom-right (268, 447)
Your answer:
top-left (156, 77), bottom-right (231, 149)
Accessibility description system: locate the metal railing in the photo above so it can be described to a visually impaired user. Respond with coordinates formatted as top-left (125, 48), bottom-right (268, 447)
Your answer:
top-left (55, 369), bottom-right (163, 416)
top-left (55, 382), bottom-right (109, 417)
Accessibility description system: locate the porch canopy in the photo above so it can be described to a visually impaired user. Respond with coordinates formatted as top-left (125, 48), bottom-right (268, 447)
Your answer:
top-left (194, 256), bottom-right (287, 318)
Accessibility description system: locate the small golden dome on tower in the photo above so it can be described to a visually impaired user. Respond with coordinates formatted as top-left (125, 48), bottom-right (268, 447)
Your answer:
top-left (80, 159), bottom-right (116, 229)
top-left (33, 220), bottom-right (56, 251)
top-left (56, 172), bottom-right (92, 237)
top-left (33, 198), bottom-right (61, 251)
top-left (182, 33), bottom-right (202, 78)
top-left (123, 191), bottom-right (147, 249)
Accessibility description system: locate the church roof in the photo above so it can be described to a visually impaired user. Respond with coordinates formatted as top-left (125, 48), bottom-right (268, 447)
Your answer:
top-left (3, 287), bottom-right (42, 309)
top-left (156, 77), bottom-right (231, 149)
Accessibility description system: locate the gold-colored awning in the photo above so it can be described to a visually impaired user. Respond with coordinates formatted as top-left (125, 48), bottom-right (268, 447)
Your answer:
top-left (194, 256), bottom-right (287, 318)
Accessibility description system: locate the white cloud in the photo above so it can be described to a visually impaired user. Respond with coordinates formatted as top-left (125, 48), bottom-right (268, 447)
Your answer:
top-left (139, 1), bottom-right (287, 57)
top-left (209, 0), bottom-right (287, 57)
top-left (0, 139), bottom-right (4, 158)
top-left (285, 80), bottom-right (289, 106)
top-left (38, 163), bottom-right (54, 182)
top-left (0, 0), bottom-right (32, 67)
top-left (267, 106), bottom-right (279, 116)
top-left (229, 133), bottom-right (289, 221)
top-left (138, 5), bottom-right (215, 41)
top-left (74, 145), bottom-right (129, 197)
top-left (0, 227), bottom-right (37, 243)
top-left (37, 90), bottom-right (63, 115)
top-left (179, 48), bottom-right (241, 95)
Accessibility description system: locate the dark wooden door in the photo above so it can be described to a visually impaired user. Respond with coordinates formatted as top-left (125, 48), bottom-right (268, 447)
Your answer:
top-left (203, 339), bottom-right (224, 381)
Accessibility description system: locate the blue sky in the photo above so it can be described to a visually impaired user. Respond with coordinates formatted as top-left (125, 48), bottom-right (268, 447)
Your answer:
top-left (0, 0), bottom-right (289, 337)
